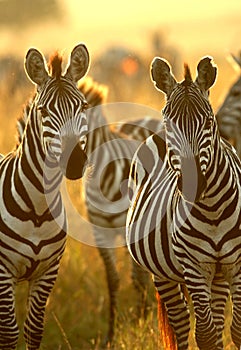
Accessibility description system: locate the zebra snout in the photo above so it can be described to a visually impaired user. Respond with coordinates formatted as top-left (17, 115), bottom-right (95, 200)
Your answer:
top-left (59, 137), bottom-right (88, 180)
top-left (178, 155), bottom-right (207, 202)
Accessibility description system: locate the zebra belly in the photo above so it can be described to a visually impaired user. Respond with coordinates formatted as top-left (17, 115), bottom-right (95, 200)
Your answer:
top-left (128, 231), bottom-right (184, 283)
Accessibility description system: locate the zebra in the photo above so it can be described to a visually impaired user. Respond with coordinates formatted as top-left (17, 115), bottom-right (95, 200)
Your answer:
top-left (75, 79), bottom-right (165, 344)
top-left (110, 116), bottom-right (162, 141)
top-left (126, 56), bottom-right (239, 349)
top-left (0, 44), bottom-right (90, 349)
top-left (216, 52), bottom-right (241, 157)
top-left (18, 77), bottom-right (163, 345)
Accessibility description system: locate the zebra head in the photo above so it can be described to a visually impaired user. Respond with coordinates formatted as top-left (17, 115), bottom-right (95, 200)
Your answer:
top-left (24, 44), bottom-right (90, 180)
top-left (216, 52), bottom-right (241, 157)
top-left (151, 56), bottom-right (217, 202)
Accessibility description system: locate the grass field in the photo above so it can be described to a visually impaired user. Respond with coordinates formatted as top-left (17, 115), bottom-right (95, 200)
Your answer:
top-left (0, 56), bottom-right (239, 349)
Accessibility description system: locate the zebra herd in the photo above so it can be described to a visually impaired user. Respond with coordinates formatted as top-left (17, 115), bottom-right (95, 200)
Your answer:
top-left (0, 44), bottom-right (241, 350)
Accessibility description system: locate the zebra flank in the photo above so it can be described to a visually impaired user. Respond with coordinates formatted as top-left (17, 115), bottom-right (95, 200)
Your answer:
top-left (127, 56), bottom-right (241, 349)
top-left (0, 44), bottom-right (90, 349)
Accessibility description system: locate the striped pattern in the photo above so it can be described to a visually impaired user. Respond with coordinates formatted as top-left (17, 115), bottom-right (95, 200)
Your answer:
top-left (78, 79), bottom-right (163, 344)
top-left (0, 44), bottom-right (90, 349)
top-left (126, 57), bottom-right (240, 349)
top-left (216, 52), bottom-right (241, 157)
top-left (18, 78), bottom-right (163, 345)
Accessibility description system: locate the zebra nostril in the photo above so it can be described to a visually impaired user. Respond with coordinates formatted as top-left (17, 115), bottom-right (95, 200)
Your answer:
top-left (59, 139), bottom-right (87, 180)
top-left (79, 135), bottom-right (87, 151)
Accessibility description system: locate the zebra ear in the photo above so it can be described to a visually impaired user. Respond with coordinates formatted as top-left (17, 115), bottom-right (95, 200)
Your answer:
top-left (25, 48), bottom-right (49, 86)
top-left (195, 56), bottom-right (217, 91)
top-left (150, 57), bottom-right (176, 96)
top-left (65, 44), bottom-right (90, 83)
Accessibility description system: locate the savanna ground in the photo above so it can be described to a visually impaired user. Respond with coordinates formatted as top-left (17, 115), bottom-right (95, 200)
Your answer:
top-left (0, 50), bottom-right (239, 349)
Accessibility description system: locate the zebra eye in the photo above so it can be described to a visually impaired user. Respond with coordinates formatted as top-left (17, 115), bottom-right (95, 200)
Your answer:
top-left (205, 117), bottom-right (213, 129)
top-left (38, 106), bottom-right (49, 117)
top-left (79, 135), bottom-right (87, 151)
top-left (82, 100), bottom-right (88, 111)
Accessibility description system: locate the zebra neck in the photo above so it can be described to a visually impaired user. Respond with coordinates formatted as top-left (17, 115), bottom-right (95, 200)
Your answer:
top-left (204, 130), bottom-right (239, 200)
top-left (14, 113), bottom-right (63, 212)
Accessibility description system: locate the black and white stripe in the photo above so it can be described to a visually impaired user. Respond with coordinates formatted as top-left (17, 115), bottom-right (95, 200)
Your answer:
top-left (216, 52), bottom-right (241, 157)
top-left (126, 57), bottom-right (240, 349)
top-left (0, 44), bottom-right (90, 349)
top-left (77, 80), bottom-right (163, 344)
top-left (18, 78), bottom-right (163, 345)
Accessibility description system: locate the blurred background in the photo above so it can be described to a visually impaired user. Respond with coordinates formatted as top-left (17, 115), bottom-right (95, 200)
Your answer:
top-left (0, 1), bottom-right (240, 348)
top-left (1, 0), bottom-right (241, 108)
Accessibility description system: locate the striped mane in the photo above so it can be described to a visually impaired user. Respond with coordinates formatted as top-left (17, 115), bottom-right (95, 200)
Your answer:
top-left (183, 63), bottom-right (193, 86)
top-left (78, 78), bottom-right (108, 107)
top-left (48, 51), bottom-right (63, 79)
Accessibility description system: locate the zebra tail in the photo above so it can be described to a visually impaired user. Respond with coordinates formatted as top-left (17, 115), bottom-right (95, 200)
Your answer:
top-left (156, 292), bottom-right (177, 350)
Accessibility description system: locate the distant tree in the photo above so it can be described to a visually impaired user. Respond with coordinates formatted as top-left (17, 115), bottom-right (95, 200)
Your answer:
top-left (0, 0), bottom-right (62, 28)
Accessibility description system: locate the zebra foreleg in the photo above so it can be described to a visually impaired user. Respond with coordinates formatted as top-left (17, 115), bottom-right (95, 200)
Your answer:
top-left (98, 246), bottom-right (120, 346)
top-left (24, 264), bottom-right (60, 350)
top-left (153, 277), bottom-right (190, 350)
top-left (184, 269), bottom-right (218, 350)
top-left (229, 269), bottom-right (241, 349)
top-left (0, 272), bottom-right (19, 349)
top-left (211, 274), bottom-right (229, 350)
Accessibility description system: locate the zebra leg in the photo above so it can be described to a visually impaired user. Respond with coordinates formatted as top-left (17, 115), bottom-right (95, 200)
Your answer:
top-left (211, 274), bottom-right (229, 350)
top-left (24, 263), bottom-right (60, 350)
top-left (153, 277), bottom-right (190, 350)
top-left (131, 260), bottom-right (150, 318)
top-left (229, 269), bottom-right (241, 348)
top-left (0, 271), bottom-right (19, 349)
top-left (184, 267), bottom-right (218, 350)
top-left (98, 246), bottom-right (120, 345)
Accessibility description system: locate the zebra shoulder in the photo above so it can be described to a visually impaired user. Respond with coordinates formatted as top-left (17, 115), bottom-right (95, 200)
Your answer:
top-left (129, 129), bottom-right (167, 187)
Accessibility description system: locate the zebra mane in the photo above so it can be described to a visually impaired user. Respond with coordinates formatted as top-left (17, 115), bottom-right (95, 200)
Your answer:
top-left (48, 51), bottom-right (63, 79)
top-left (78, 77), bottom-right (108, 107)
top-left (15, 98), bottom-right (34, 149)
top-left (183, 63), bottom-right (193, 86)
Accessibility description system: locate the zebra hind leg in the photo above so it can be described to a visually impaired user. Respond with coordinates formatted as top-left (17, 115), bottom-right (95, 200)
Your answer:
top-left (0, 272), bottom-right (19, 349)
top-left (154, 278), bottom-right (190, 350)
top-left (24, 264), bottom-right (60, 350)
top-left (131, 260), bottom-right (150, 319)
top-left (98, 247), bottom-right (120, 346)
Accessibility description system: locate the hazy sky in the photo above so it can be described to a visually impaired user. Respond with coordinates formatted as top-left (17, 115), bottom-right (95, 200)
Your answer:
top-left (62, 0), bottom-right (241, 56)
top-left (0, 0), bottom-right (241, 62)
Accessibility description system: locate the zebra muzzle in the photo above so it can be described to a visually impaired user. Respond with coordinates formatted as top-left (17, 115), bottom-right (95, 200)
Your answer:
top-left (59, 140), bottom-right (88, 180)
top-left (177, 156), bottom-right (207, 202)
